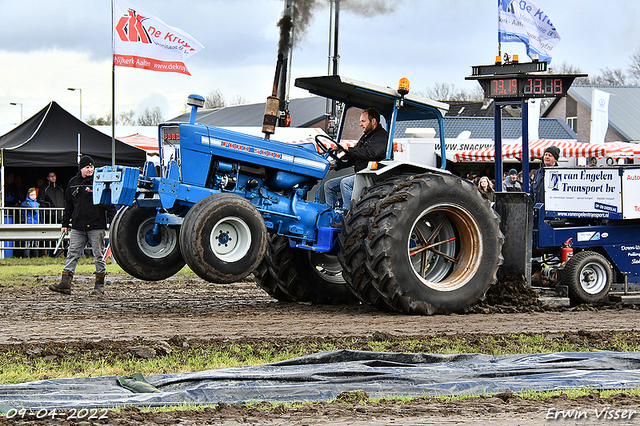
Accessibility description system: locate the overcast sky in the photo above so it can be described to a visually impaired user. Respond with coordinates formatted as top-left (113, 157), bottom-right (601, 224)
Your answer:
top-left (2, 0), bottom-right (640, 127)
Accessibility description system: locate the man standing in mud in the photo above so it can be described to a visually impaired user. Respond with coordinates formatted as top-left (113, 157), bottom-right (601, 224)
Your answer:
top-left (49, 156), bottom-right (116, 296)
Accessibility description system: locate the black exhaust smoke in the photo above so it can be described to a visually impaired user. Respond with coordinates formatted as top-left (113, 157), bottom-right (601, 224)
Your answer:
top-left (262, 0), bottom-right (399, 138)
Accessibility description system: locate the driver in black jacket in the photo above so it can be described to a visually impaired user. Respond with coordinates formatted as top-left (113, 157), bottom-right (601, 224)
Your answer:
top-left (324, 107), bottom-right (388, 210)
top-left (49, 155), bottom-right (116, 296)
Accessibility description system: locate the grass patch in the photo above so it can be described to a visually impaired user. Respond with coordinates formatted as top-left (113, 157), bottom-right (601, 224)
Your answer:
top-left (1, 332), bottom-right (639, 385)
top-left (0, 256), bottom-right (205, 287)
top-left (0, 257), bottom-right (123, 287)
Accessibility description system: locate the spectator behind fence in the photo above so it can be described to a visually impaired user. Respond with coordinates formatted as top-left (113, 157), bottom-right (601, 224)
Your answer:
top-left (531, 146), bottom-right (560, 205)
top-left (503, 168), bottom-right (523, 192)
top-left (48, 156), bottom-right (116, 296)
top-left (38, 171), bottom-right (65, 223)
top-left (4, 173), bottom-right (19, 206)
top-left (13, 175), bottom-right (26, 204)
top-left (20, 187), bottom-right (40, 258)
top-left (35, 177), bottom-right (45, 197)
top-left (477, 176), bottom-right (495, 202)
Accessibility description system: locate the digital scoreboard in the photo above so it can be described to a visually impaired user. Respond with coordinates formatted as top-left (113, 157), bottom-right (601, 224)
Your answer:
top-left (485, 76), bottom-right (568, 98)
top-left (483, 75), bottom-right (575, 99)
top-left (466, 61), bottom-right (586, 100)
top-left (474, 75), bottom-right (580, 99)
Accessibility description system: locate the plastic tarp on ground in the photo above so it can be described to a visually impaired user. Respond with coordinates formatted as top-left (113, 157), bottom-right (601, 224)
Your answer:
top-left (2, 350), bottom-right (640, 411)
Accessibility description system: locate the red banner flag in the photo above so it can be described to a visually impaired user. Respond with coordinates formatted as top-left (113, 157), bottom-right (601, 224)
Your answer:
top-left (113, 0), bottom-right (204, 75)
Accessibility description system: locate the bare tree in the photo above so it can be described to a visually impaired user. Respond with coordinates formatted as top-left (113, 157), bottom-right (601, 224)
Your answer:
top-left (228, 94), bottom-right (248, 106)
top-left (137, 107), bottom-right (164, 126)
top-left (420, 82), bottom-right (456, 101)
top-left (417, 82), bottom-right (484, 102)
top-left (549, 61), bottom-right (590, 85)
top-left (118, 110), bottom-right (136, 126)
top-left (205, 90), bottom-right (226, 109)
top-left (591, 67), bottom-right (627, 85)
top-left (86, 112), bottom-right (112, 125)
top-left (550, 61), bottom-right (628, 85)
top-left (629, 47), bottom-right (640, 85)
top-left (467, 85), bottom-right (486, 102)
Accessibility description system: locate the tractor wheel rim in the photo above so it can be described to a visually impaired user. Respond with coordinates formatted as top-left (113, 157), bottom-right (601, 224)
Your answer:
top-left (580, 262), bottom-right (608, 294)
top-left (407, 203), bottom-right (482, 292)
top-left (137, 217), bottom-right (178, 259)
top-left (308, 251), bottom-right (344, 283)
top-left (210, 216), bottom-right (252, 262)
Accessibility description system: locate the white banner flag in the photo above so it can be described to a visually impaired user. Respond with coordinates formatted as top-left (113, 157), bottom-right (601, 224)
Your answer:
top-left (498, 0), bottom-right (560, 63)
top-left (113, 0), bottom-right (204, 75)
top-left (590, 89), bottom-right (610, 144)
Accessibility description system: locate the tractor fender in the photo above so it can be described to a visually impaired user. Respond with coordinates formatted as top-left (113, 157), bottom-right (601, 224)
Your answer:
top-left (352, 160), bottom-right (451, 205)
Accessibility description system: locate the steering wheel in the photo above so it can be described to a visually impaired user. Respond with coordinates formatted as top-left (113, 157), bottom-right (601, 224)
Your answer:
top-left (315, 134), bottom-right (349, 162)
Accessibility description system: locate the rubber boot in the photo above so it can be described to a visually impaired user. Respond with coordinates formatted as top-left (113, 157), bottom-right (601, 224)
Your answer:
top-left (91, 273), bottom-right (106, 295)
top-left (49, 271), bottom-right (73, 295)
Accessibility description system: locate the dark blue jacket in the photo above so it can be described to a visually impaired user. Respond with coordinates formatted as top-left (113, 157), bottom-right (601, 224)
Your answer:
top-left (531, 167), bottom-right (546, 205)
top-left (21, 198), bottom-right (40, 224)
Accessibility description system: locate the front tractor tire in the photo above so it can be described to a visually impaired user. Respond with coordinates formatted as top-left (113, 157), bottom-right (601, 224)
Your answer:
top-left (340, 173), bottom-right (503, 315)
top-left (179, 193), bottom-right (267, 284)
top-left (561, 251), bottom-right (613, 304)
top-left (110, 203), bottom-right (185, 281)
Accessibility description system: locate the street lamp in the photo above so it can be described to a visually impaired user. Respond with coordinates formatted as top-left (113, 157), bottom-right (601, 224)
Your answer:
top-left (9, 102), bottom-right (23, 124)
top-left (67, 87), bottom-right (82, 121)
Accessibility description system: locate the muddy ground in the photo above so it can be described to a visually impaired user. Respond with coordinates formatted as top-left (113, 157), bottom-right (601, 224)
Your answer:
top-left (1, 273), bottom-right (640, 425)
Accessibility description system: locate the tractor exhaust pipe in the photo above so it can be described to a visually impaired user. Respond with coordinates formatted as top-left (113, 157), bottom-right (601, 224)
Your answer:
top-left (263, 54), bottom-right (284, 140)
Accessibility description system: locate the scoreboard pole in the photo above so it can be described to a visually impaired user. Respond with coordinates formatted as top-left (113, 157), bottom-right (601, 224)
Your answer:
top-left (494, 99), bottom-right (530, 193)
top-left (522, 99), bottom-right (529, 193)
top-left (494, 102), bottom-right (502, 192)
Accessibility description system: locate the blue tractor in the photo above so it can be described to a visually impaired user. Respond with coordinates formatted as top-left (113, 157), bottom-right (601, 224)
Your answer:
top-left (94, 75), bottom-right (503, 314)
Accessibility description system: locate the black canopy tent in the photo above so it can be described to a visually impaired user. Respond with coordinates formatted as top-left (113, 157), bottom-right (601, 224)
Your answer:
top-left (0, 101), bottom-right (146, 207)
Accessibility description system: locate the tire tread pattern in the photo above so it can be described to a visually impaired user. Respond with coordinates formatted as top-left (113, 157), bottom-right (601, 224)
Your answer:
top-left (343, 173), bottom-right (504, 315)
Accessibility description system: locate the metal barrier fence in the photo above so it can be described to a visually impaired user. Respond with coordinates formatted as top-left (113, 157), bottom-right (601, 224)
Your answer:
top-left (1, 207), bottom-right (65, 258)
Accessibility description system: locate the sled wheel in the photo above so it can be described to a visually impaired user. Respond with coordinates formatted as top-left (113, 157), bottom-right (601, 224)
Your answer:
top-left (561, 251), bottom-right (612, 304)
top-left (269, 235), bottom-right (358, 305)
top-left (253, 236), bottom-right (294, 302)
top-left (360, 173), bottom-right (503, 315)
top-left (110, 204), bottom-right (184, 281)
top-left (179, 193), bottom-right (267, 284)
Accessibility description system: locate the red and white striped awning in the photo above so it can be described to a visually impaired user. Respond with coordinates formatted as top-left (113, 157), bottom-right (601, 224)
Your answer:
top-left (602, 141), bottom-right (640, 158)
top-left (118, 133), bottom-right (159, 153)
top-left (454, 140), bottom-right (610, 162)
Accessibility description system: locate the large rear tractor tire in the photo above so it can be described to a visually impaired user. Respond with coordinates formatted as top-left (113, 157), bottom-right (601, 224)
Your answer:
top-left (338, 179), bottom-right (404, 310)
top-left (343, 173), bottom-right (503, 315)
top-left (110, 203), bottom-right (185, 281)
top-left (179, 193), bottom-right (267, 284)
top-left (269, 235), bottom-right (358, 305)
top-left (561, 251), bottom-right (612, 304)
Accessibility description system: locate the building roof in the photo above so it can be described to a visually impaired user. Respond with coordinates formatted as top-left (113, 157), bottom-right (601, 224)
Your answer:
top-left (445, 100), bottom-right (514, 117)
top-left (544, 85), bottom-right (640, 143)
top-left (170, 97), bottom-right (327, 128)
top-left (170, 96), bottom-right (577, 142)
top-left (394, 116), bottom-right (579, 140)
